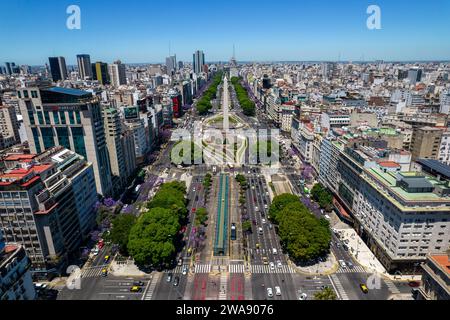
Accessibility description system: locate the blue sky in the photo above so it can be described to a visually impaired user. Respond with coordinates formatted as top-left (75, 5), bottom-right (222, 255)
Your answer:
top-left (1, 0), bottom-right (449, 65)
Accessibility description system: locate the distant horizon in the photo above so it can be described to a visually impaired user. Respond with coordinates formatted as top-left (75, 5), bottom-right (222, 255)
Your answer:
top-left (17, 59), bottom-right (450, 69)
top-left (1, 0), bottom-right (449, 65)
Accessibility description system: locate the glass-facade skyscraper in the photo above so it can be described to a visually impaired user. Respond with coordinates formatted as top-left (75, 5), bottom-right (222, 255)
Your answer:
top-left (18, 86), bottom-right (113, 197)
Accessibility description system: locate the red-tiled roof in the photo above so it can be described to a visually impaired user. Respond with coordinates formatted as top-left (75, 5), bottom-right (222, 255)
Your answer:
top-left (430, 255), bottom-right (450, 275)
top-left (3, 154), bottom-right (36, 161)
top-left (378, 161), bottom-right (401, 168)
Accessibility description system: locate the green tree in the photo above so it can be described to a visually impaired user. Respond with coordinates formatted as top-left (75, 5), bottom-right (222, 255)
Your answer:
top-left (314, 287), bottom-right (337, 300)
top-left (110, 214), bottom-right (136, 255)
top-left (311, 183), bottom-right (333, 211)
top-left (128, 207), bottom-right (180, 266)
top-left (269, 193), bottom-right (300, 223)
top-left (269, 193), bottom-right (331, 262)
top-left (242, 220), bottom-right (252, 233)
top-left (195, 208), bottom-right (208, 226)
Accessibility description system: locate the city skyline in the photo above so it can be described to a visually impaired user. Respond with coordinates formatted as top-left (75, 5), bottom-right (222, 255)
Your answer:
top-left (1, 0), bottom-right (450, 65)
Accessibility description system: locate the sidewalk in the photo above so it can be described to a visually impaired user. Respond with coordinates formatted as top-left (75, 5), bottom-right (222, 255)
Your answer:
top-left (293, 252), bottom-right (339, 275)
top-left (110, 259), bottom-right (149, 278)
top-left (334, 226), bottom-right (422, 282)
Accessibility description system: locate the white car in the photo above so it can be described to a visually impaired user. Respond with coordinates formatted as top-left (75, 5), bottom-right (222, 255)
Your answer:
top-left (269, 262), bottom-right (275, 270)
top-left (262, 218), bottom-right (266, 224)
top-left (339, 260), bottom-right (347, 268)
top-left (276, 260), bottom-right (282, 268)
top-left (275, 286), bottom-right (281, 296)
top-left (272, 248), bottom-right (277, 255)
top-left (267, 287), bottom-right (273, 298)
top-left (182, 265), bottom-right (188, 275)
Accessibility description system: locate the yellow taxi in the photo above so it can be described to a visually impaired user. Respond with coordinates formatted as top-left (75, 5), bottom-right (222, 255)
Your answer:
top-left (130, 286), bottom-right (142, 292)
top-left (101, 268), bottom-right (108, 277)
top-left (359, 284), bottom-right (369, 294)
top-left (104, 255), bottom-right (110, 263)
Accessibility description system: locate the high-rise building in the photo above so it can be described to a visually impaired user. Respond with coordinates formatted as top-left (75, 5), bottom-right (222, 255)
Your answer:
top-left (0, 147), bottom-right (97, 277)
top-left (76, 54), bottom-right (93, 80)
top-left (408, 68), bottom-right (423, 85)
top-left (92, 62), bottom-right (110, 85)
top-left (0, 104), bottom-right (20, 144)
top-left (48, 57), bottom-right (68, 81)
top-left (18, 86), bottom-right (113, 196)
top-left (0, 231), bottom-right (36, 300)
top-left (165, 55), bottom-right (177, 75)
top-left (410, 126), bottom-right (443, 161)
top-left (178, 61), bottom-right (184, 69)
top-left (121, 128), bottom-right (137, 183)
top-left (103, 107), bottom-right (133, 194)
top-left (4, 62), bottom-right (15, 75)
top-left (193, 50), bottom-right (205, 74)
top-left (108, 60), bottom-right (126, 87)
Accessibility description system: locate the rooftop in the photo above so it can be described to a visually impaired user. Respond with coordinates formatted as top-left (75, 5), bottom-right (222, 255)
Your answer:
top-left (367, 168), bottom-right (450, 204)
top-left (429, 255), bottom-right (450, 276)
top-left (45, 87), bottom-right (92, 97)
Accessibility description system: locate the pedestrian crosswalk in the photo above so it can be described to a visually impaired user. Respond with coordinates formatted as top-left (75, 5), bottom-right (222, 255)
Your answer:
top-left (251, 264), bottom-right (296, 274)
top-left (164, 265), bottom-right (184, 274)
top-left (142, 273), bottom-right (160, 301)
top-left (81, 265), bottom-right (108, 278)
top-left (336, 265), bottom-right (366, 274)
top-left (330, 274), bottom-right (349, 300)
top-left (194, 264), bottom-right (211, 274)
top-left (164, 263), bottom-right (296, 274)
top-left (229, 264), bottom-right (245, 273)
top-left (384, 278), bottom-right (400, 294)
top-left (219, 273), bottom-right (228, 300)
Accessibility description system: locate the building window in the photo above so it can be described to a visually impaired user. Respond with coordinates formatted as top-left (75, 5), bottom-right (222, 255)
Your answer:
top-left (53, 112), bottom-right (60, 125)
top-left (44, 111), bottom-right (51, 125)
top-left (27, 111), bottom-right (35, 125)
top-left (37, 111), bottom-right (44, 125)
top-left (40, 127), bottom-right (55, 150)
top-left (71, 127), bottom-right (86, 158)
top-left (23, 90), bottom-right (29, 98)
top-left (31, 91), bottom-right (38, 98)
top-left (17, 91), bottom-right (21, 99)
top-left (75, 111), bottom-right (81, 124)
top-left (68, 111), bottom-right (75, 125)
top-left (56, 127), bottom-right (70, 150)
top-left (59, 111), bottom-right (66, 125)
top-left (31, 128), bottom-right (41, 153)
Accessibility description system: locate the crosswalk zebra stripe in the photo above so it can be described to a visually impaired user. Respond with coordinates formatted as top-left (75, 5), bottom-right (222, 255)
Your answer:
top-left (330, 274), bottom-right (349, 300)
top-left (229, 264), bottom-right (245, 273)
top-left (142, 273), bottom-right (160, 301)
top-left (250, 265), bottom-right (296, 274)
top-left (337, 265), bottom-right (366, 273)
top-left (384, 279), bottom-right (401, 294)
top-left (219, 273), bottom-right (228, 300)
top-left (194, 264), bottom-right (211, 273)
top-left (81, 265), bottom-right (108, 278)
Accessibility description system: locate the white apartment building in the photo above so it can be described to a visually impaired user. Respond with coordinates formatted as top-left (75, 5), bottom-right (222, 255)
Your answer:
top-left (0, 234), bottom-right (36, 300)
